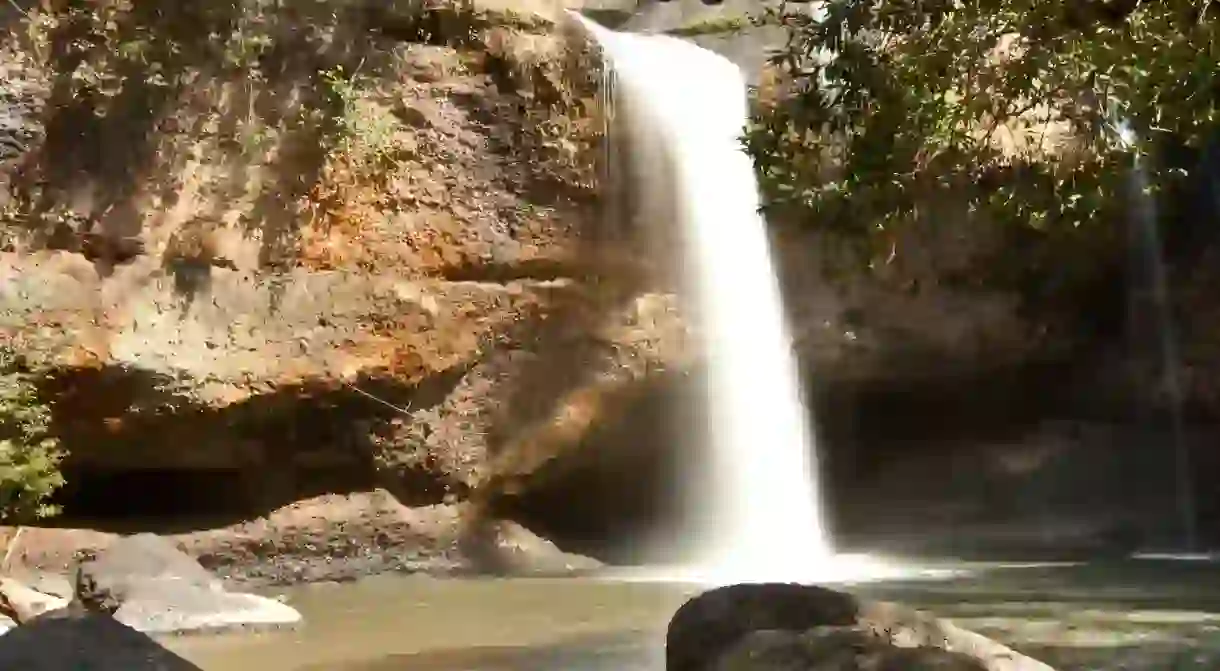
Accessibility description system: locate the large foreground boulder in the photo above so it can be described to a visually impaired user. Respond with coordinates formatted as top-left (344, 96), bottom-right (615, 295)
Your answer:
top-left (76, 534), bottom-right (301, 634)
top-left (0, 612), bottom-right (202, 670)
top-left (667, 583), bottom-right (1056, 671)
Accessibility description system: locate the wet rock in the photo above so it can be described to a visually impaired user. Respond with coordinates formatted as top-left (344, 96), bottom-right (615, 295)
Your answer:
top-left (0, 615), bottom-right (14, 635)
top-left (714, 627), bottom-right (988, 671)
top-left (463, 519), bottom-right (603, 576)
top-left (76, 534), bottom-right (302, 634)
top-left (113, 588), bottom-right (301, 635)
top-left (667, 583), bottom-right (1056, 671)
top-left (667, 583), bottom-right (858, 671)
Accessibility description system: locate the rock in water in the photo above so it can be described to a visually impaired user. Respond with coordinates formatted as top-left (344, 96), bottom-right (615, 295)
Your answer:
top-left (667, 583), bottom-right (859, 671)
top-left (75, 535), bottom-right (220, 612)
top-left (667, 583), bottom-right (1056, 671)
top-left (112, 588), bottom-right (301, 635)
top-left (0, 612), bottom-right (203, 670)
top-left (75, 533), bottom-right (301, 634)
top-left (461, 520), bottom-right (603, 576)
top-left (713, 627), bottom-right (987, 671)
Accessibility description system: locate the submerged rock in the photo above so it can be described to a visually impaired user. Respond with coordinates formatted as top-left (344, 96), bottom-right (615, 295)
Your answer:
top-left (75, 534), bottom-right (301, 634)
top-left (667, 583), bottom-right (1056, 671)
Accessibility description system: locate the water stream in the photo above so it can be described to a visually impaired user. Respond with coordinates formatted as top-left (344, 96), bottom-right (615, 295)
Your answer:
top-left (574, 13), bottom-right (831, 584)
top-left (1109, 118), bottom-right (1199, 553)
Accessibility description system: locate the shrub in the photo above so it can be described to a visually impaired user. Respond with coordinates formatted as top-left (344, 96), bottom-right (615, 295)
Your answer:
top-left (745, 0), bottom-right (1220, 269)
top-left (0, 348), bottom-right (64, 523)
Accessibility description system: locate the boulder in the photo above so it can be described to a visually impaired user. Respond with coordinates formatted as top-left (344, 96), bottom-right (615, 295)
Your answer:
top-left (0, 612), bottom-right (203, 670)
top-left (13, 571), bottom-right (74, 601)
top-left (462, 519), bottom-right (604, 576)
top-left (112, 588), bottom-right (301, 635)
top-left (76, 534), bottom-right (220, 612)
top-left (667, 583), bottom-right (1056, 671)
top-left (713, 627), bottom-right (988, 671)
top-left (0, 577), bottom-right (70, 624)
top-left (75, 534), bottom-right (301, 634)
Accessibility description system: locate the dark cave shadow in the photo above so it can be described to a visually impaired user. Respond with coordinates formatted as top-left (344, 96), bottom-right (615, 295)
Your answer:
top-left (815, 353), bottom-right (1106, 490)
top-left (35, 362), bottom-right (475, 535)
top-left (0, 613), bottom-right (202, 671)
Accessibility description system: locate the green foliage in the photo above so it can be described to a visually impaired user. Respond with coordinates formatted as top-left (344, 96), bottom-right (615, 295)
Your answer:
top-left (0, 349), bottom-right (64, 523)
top-left (745, 0), bottom-right (1220, 268)
top-left (321, 66), bottom-right (401, 172)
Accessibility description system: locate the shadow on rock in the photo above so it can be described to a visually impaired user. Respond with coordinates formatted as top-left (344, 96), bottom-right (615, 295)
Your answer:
top-left (0, 612), bottom-right (202, 670)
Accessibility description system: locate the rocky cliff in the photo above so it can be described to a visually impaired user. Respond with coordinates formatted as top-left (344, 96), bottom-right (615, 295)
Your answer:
top-left (4, 0), bottom-right (1219, 570)
top-left (0, 0), bottom-right (698, 565)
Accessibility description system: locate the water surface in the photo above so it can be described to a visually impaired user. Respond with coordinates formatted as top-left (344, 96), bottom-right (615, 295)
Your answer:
top-left (171, 576), bottom-right (695, 670)
top-left (168, 559), bottom-right (1220, 670)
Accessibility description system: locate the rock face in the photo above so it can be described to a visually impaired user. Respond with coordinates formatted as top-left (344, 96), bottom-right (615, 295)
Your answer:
top-left (667, 583), bottom-right (1056, 671)
top-left (4, 0), bottom-right (1210, 570)
top-left (75, 534), bottom-right (302, 634)
top-left (0, 0), bottom-right (693, 553)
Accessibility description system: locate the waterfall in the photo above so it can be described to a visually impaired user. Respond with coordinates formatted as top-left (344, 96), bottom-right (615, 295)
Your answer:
top-left (574, 15), bottom-right (832, 582)
top-left (1108, 119), bottom-right (1199, 554)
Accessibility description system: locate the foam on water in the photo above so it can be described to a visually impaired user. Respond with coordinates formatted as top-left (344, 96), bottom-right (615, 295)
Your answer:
top-left (575, 15), bottom-right (855, 584)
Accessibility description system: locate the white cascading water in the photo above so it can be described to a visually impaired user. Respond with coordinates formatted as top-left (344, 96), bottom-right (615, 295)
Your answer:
top-left (575, 15), bottom-right (832, 583)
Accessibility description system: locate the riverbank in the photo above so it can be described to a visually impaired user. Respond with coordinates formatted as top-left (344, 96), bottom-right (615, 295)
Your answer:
top-left (0, 490), bottom-right (601, 590)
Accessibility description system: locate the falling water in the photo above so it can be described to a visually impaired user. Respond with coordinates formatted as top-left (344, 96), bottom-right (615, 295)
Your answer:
top-left (574, 16), bottom-right (832, 582)
top-left (1111, 120), bottom-right (1199, 554)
